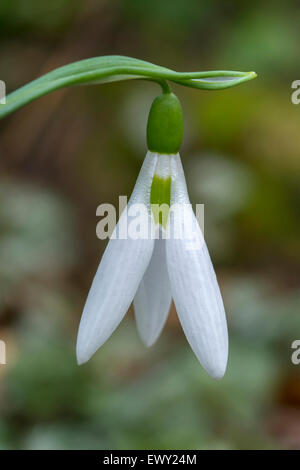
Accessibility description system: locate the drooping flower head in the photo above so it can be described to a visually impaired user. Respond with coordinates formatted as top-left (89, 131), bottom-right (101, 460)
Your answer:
top-left (76, 90), bottom-right (228, 379)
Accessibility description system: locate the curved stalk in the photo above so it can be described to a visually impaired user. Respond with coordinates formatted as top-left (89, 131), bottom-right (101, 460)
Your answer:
top-left (0, 55), bottom-right (257, 119)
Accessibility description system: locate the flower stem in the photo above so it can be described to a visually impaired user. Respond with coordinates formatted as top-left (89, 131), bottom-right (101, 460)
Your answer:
top-left (158, 79), bottom-right (171, 94)
top-left (0, 56), bottom-right (257, 119)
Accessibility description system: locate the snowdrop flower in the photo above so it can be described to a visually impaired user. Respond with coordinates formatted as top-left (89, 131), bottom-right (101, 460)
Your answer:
top-left (0, 55), bottom-right (256, 379)
top-left (76, 92), bottom-right (228, 379)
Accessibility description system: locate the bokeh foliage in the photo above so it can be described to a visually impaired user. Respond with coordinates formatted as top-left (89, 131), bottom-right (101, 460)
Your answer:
top-left (0, 0), bottom-right (300, 450)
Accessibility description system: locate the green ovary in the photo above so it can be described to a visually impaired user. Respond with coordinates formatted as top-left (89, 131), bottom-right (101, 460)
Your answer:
top-left (150, 175), bottom-right (171, 228)
top-left (147, 92), bottom-right (183, 154)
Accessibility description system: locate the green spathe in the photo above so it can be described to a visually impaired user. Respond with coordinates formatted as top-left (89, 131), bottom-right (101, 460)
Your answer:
top-left (0, 55), bottom-right (257, 120)
top-left (147, 92), bottom-right (183, 154)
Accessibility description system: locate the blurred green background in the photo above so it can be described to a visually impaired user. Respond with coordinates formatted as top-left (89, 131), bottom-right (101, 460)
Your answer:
top-left (0, 0), bottom-right (300, 450)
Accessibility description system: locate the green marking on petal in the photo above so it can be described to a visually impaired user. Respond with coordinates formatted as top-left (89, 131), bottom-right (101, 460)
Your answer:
top-left (150, 175), bottom-right (171, 228)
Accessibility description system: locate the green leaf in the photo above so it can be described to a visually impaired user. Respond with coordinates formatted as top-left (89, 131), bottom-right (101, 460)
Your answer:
top-left (0, 55), bottom-right (257, 118)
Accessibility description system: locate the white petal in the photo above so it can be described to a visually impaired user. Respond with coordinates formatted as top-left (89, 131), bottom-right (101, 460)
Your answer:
top-left (76, 152), bottom-right (157, 364)
top-left (166, 154), bottom-right (228, 379)
top-left (134, 235), bottom-right (172, 347)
